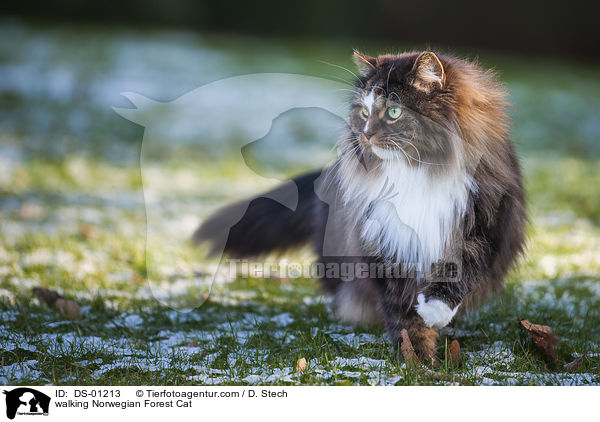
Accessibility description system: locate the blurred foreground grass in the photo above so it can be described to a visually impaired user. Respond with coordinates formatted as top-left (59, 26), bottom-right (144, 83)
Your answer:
top-left (1, 155), bottom-right (599, 385)
top-left (0, 21), bottom-right (599, 385)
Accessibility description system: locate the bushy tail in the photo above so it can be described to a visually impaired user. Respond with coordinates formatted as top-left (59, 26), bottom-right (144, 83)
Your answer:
top-left (193, 170), bottom-right (324, 258)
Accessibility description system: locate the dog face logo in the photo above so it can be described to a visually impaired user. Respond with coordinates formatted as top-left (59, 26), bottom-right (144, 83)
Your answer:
top-left (3, 388), bottom-right (50, 419)
top-left (113, 73), bottom-right (348, 309)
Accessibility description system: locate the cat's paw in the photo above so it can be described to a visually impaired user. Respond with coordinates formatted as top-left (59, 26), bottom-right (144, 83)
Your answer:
top-left (415, 293), bottom-right (460, 329)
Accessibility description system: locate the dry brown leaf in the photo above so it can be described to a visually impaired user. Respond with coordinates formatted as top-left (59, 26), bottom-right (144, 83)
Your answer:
top-left (32, 287), bottom-right (62, 306)
top-left (33, 287), bottom-right (83, 319)
top-left (19, 202), bottom-right (42, 219)
top-left (449, 339), bottom-right (461, 367)
top-left (520, 318), bottom-right (558, 363)
top-left (78, 223), bottom-right (96, 240)
top-left (131, 274), bottom-right (145, 285)
top-left (295, 357), bottom-right (307, 372)
top-left (400, 329), bottom-right (420, 365)
top-left (563, 354), bottom-right (587, 373)
top-left (13, 168), bottom-right (31, 189)
top-left (55, 298), bottom-right (83, 319)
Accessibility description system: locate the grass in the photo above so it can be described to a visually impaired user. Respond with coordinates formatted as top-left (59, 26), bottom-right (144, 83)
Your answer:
top-left (1, 21), bottom-right (599, 386)
top-left (1, 154), bottom-right (599, 386)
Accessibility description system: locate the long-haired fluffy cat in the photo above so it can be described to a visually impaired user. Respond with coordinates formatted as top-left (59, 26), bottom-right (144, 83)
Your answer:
top-left (194, 50), bottom-right (526, 362)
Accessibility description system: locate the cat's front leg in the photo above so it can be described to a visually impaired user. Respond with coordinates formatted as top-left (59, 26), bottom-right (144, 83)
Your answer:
top-left (385, 311), bottom-right (438, 364)
top-left (401, 311), bottom-right (439, 364)
top-left (381, 279), bottom-right (438, 364)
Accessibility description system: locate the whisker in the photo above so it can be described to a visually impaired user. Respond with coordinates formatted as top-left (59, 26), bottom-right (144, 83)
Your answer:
top-left (377, 139), bottom-right (447, 166)
top-left (319, 60), bottom-right (364, 87)
top-left (322, 74), bottom-right (357, 88)
top-left (389, 92), bottom-right (402, 104)
top-left (386, 64), bottom-right (396, 96)
top-left (331, 88), bottom-right (364, 96)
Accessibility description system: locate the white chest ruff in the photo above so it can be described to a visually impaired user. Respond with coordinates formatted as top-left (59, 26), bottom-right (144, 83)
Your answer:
top-left (344, 164), bottom-right (473, 271)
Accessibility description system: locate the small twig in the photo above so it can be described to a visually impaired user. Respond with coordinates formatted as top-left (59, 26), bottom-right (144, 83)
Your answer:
top-left (422, 368), bottom-right (470, 384)
top-left (400, 329), bottom-right (420, 366)
top-left (564, 353), bottom-right (587, 373)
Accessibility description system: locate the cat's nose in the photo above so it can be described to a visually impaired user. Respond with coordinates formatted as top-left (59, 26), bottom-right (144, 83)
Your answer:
top-left (363, 130), bottom-right (375, 140)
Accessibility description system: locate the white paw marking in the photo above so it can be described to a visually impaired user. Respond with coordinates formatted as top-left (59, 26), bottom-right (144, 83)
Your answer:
top-left (415, 293), bottom-right (460, 329)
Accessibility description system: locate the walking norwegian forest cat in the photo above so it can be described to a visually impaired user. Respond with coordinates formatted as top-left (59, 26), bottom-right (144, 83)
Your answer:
top-left (194, 50), bottom-right (526, 363)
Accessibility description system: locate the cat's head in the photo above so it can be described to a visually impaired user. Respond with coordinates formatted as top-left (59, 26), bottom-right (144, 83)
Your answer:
top-left (345, 50), bottom-right (510, 174)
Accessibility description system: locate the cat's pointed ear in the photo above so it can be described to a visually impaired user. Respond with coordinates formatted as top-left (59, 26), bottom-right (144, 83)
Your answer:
top-left (353, 50), bottom-right (377, 76)
top-left (412, 51), bottom-right (445, 91)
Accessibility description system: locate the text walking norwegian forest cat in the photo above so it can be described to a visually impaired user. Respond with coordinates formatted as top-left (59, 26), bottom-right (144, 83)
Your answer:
top-left (194, 50), bottom-right (526, 362)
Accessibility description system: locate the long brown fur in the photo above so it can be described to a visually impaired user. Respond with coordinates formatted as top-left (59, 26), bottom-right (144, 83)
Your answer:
top-left (195, 50), bottom-right (527, 362)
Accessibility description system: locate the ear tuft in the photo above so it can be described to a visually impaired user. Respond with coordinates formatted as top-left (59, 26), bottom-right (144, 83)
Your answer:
top-left (412, 51), bottom-right (445, 91)
top-left (352, 50), bottom-right (377, 76)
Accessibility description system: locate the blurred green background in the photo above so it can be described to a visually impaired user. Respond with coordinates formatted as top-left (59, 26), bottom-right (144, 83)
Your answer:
top-left (1, 7), bottom-right (599, 278)
top-left (0, 7), bottom-right (600, 161)
top-left (1, 1), bottom-right (599, 264)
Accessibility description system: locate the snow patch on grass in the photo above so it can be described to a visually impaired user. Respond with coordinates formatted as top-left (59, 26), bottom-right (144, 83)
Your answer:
top-left (0, 360), bottom-right (45, 383)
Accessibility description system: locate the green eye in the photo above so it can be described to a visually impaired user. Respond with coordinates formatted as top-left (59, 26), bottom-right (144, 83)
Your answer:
top-left (361, 107), bottom-right (369, 119)
top-left (387, 107), bottom-right (402, 119)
